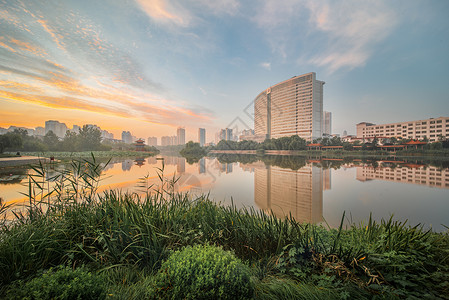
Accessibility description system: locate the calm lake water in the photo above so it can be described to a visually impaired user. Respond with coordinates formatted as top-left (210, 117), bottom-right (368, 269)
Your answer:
top-left (1, 155), bottom-right (448, 231)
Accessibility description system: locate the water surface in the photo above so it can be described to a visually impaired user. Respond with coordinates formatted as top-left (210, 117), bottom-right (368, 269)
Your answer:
top-left (1, 155), bottom-right (448, 231)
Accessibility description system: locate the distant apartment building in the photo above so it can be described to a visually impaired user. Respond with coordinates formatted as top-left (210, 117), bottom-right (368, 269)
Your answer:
top-left (101, 130), bottom-right (114, 140)
top-left (198, 128), bottom-right (206, 146)
top-left (34, 126), bottom-right (45, 136)
top-left (161, 136), bottom-right (171, 146)
top-left (71, 125), bottom-right (81, 133)
top-left (147, 136), bottom-right (157, 147)
top-left (219, 130), bottom-right (225, 141)
top-left (254, 72), bottom-right (325, 142)
top-left (121, 131), bottom-right (133, 144)
top-left (241, 129), bottom-right (255, 136)
top-left (239, 129), bottom-right (256, 141)
top-left (8, 126), bottom-right (35, 135)
top-left (45, 120), bottom-right (67, 138)
top-left (161, 136), bottom-right (177, 146)
top-left (218, 128), bottom-right (233, 141)
top-left (177, 127), bottom-right (185, 145)
top-left (322, 111), bottom-right (332, 136)
top-left (356, 117), bottom-right (449, 142)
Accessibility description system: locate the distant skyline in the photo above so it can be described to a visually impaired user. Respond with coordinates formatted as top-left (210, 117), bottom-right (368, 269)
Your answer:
top-left (1, 0), bottom-right (448, 142)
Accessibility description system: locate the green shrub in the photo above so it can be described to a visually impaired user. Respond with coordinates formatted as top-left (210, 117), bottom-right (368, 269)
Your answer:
top-left (151, 244), bottom-right (254, 299)
top-left (6, 266), bottom-right (107, 300)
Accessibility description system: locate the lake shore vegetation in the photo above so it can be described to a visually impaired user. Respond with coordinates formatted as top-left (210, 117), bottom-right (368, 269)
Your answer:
top-left (0, 127), bottom-right (159, 156)
top-left (0, 159), bottom-right (448, 299)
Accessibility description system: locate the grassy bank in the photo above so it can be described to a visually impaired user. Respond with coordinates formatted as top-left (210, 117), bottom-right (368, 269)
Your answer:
top-left (0, 161), bottom-right (448, 299)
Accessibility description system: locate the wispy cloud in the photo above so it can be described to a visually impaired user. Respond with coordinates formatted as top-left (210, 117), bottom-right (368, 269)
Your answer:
top-left (305, 0), bottom-right (397, 73)
top-left (260, 62), bottom-right (271, 70)
top-left (253, 0), bottom-right (398, 73)
top-left (135, 0), bottom-right (191, 27)
top-left (134, 0), bottom-right (240, 27)
top-left (0, 0), bottom-right (214, 130)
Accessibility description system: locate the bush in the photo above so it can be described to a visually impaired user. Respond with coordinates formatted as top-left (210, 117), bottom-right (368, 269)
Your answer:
top-left (6, 266), bottom-right (107, 300)
top-left (151, 244), bottom-right (254, 299)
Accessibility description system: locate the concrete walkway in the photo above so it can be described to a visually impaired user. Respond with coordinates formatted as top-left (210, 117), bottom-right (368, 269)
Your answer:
top-left (0, 156), bottom-right (51, 167)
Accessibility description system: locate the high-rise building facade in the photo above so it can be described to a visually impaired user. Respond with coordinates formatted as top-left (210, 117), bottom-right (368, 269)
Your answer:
top-left (356, 117), bottom-right (449, 142)
top-left (147, 136), bottom-right (157, 146)
top-left (35, 126), bottom-right (45, 136)
top-left (218, 128), bottom-right (233, 141)
top-left (121, 131), bottom-right (133, 144)
top-left (161, 136), bottom-right (171, 146)
top-left (254, 72), bottom-right (324, 142)
top-left (177, 127), bottom-right (185, 145)
top-left (198, 128), bottom-right (206, 146)
top-left (323, 111), bottom-right (332, 136)
top-left (45, 120), bottom-right (68, 138)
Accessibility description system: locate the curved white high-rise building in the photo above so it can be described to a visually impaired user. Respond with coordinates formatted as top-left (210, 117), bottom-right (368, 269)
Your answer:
top-left (254, 72), bottom-right (324, 142)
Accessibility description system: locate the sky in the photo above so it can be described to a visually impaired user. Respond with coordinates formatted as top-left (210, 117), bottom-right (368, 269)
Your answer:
top-left (1, 0), bottom-right (448, 142)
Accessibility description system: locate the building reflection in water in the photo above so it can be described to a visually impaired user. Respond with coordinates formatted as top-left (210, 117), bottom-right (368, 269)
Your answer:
top-left (250, 162), bottom-right (330, 224)
top-left (199, 158), bottom-right (206, 174)
top-left (147, 157), bottom-right (157, 164)
top-left (121, 159), bottom-right (133, 171)
top-left (356, 164), bottom-right (449, 189)
top-left (177, 157), bottom-right (186, 174)
top-left (219, 163), bottom-right (233, 174)
top-left (134, 158), bottom-right (145, 167)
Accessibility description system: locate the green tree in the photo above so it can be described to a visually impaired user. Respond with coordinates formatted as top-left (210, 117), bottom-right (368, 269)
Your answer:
top-left (0, 133), bottom-right (23, 153)
top-left (78, 125), bottom-right (102, 151)
top-left (22, 136), bottom-right (47, 151)
top-left (329, 136), bottom-right (342, 146)
top-left (61, 131), bottom-right (79, 151)
top-left (288, 135), bottom-right (306, 150)
top-left (43, 130), bottom-right (60, 151)
top-left (431, 142), bottom-right (443, 150)
top-left (343, 142), bottom-right (353, 150)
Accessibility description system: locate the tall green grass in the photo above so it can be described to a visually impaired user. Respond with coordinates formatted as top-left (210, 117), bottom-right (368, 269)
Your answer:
top-left (0, 157), bottom-right (448, 299)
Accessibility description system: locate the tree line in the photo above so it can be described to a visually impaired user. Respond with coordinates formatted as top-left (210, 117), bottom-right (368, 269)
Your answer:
top-left (186, 134), bottom-right (449, 153)
top-left (0, 126), bottom-right (110, 153)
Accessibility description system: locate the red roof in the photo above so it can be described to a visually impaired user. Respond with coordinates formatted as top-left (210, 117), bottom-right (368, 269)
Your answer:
top-left (403, 140), bottom-right (427, 145)
top-left (403, 163), bottom-right (426, 168)
top-left (307, 143), bottom-right (322, 147)
top-left (378, 145), bottom-right (405, 148)
top-left (307, 160), bottom-right (322, 163)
